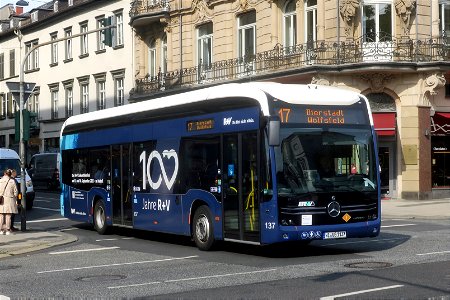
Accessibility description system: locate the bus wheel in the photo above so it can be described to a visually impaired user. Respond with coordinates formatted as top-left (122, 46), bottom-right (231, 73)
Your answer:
top-left (193, 206), bottom-right (215, 251)
top-left (94, 201), bottom-right (108, 235)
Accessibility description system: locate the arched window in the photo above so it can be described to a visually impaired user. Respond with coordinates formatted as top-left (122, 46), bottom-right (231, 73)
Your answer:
top-left (283, 0), bottom-right (297, 48)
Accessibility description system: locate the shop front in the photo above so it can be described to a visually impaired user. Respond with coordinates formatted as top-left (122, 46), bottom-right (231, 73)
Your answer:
top-left (431, 112), bottom-right (450, 197)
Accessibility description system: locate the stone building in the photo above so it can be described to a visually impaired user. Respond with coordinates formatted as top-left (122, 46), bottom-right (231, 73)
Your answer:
top-left (128, 0), bottom-right (450, 200)
top-left (0, 0), bottom-right (132, 159)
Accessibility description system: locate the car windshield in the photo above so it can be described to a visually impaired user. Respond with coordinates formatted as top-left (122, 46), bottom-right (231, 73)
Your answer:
top-left (0, 159), bottom-right (21, 174)
top-left (274, 126), bottom-right (378, 195)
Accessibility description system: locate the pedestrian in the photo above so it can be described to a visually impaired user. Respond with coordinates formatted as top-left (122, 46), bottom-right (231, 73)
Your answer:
top-left (10, 169), bottom-right (19, 231)
top-left (0, 169), bottom-right (19, 235)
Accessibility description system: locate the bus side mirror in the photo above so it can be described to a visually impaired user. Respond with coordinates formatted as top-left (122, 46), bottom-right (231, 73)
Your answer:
top-left (268, 117), bottom-right (280, 146)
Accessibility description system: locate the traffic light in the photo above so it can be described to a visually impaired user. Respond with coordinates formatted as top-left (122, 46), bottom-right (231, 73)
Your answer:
top-left (102, 16), bottom-right (116, 47)
top-left (14, 109), bottom-right (30, 142)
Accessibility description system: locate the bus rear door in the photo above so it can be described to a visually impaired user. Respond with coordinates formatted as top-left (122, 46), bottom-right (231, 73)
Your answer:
top-left (111, 144), bottom-right (133, 226)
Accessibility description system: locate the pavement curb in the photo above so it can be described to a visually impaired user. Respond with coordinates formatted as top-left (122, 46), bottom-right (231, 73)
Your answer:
top-left (0, 230), bottom-right (78, 258)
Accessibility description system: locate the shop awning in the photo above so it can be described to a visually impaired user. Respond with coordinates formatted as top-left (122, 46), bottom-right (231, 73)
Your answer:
top-left (372, 113), bottom-right (396, 136)
top-left (431, 112), bottom-right (450, 135)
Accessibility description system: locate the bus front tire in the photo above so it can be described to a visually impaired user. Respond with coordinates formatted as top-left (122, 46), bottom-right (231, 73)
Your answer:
top-left (193, 205), bottom-right (215, 251)
top-left (94, 200), bottom-right (108, 235)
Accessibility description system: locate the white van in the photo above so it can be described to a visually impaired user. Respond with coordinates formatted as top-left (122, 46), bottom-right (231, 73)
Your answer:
top-left (0, 148), bottom-right (35, 209)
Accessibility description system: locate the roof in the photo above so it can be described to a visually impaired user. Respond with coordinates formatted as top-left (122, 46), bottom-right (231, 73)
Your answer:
top-left (60, 82), bottom-right (365, 135)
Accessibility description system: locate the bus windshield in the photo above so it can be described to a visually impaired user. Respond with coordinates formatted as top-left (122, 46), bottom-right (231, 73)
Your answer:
top-left (274, 126), bottom-right (377, 195)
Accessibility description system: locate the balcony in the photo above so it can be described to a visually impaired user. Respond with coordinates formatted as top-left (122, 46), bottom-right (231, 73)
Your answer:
top-left (129, 0), bottom-right (170, 28)
top-left (131, 33), bottom-right (450, 99)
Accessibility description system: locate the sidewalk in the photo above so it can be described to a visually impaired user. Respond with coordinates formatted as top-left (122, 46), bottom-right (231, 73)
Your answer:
top-left (381, 198), bottom-right (450, 220)
top-left (0, 229), bottom-right (77, 259)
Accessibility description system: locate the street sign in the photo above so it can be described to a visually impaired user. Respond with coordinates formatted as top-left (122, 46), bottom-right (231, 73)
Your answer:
top-left (6, 81), bottom-right (36, 105)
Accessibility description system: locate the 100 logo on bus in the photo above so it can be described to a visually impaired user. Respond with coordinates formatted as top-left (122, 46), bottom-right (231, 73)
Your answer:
top-left (139, 150), bottom-right (179, 191)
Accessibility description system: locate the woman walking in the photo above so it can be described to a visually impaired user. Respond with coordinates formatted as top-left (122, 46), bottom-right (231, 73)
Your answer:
top-left (0, 169), bottom-right (19, 235)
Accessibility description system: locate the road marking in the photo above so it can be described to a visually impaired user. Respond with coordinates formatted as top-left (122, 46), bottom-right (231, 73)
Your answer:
top-left (34, 199), bottom-right (52, 203)
top-left (26, 218), bottom-right (68, 223)
top-left (49, 247), bottom-right (120, 255)
top-left (37, 255), bottom-right (199, 274)
top-left (95, 237), bottom-right (135, 242)
top-left (32, 206), bottom-right (61, 212)
top-left (107, 269), bottom-right (278, 289)
top-left (60, 228), bottom-right (79, 231)
top-left (320, 285), bottom-right (404, 300)
top-left (417, 250), bottom-right (450, 256)
top-left (381, 224), bottom-right (416, 228)
top-left (0, 295), bottom-right (11, 300)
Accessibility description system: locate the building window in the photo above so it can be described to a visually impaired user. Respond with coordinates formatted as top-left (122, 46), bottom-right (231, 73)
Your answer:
top-left (362, 1), bottom-right (392, 42)
top-left (65, 28), bottom-right (73, 61)
top-left (237, 10), bottom-right (256, 74)
top-left (50, 86), bottom-right (59, 119)
top-left (0, 53), bottom-right (4, 80)
top-left (65, 85), bottom-right (73, 117)
top-left (161, 35), bottom-right (167, 73)
top-left (197, 23), bottom-right (213, 70)
top-left (97, 80), bottom-right (106, 110)
top-left (7, 92), bottom-right (15, 118)
top-left (115, 12), bottom-right (124, 46)
top-left (112, 69), bottom-right (125, 107)
top-left (27, 92), bottom-right (39, 118)
top-left (283, 0), bottom-right (297, 49)
top-left (0, 94), bottom-right (5, 118)
top-left (31, 11), bottom-right (38, 22)
top-left (81, 83), bottom-right (89, 114)
top-left (25, 40), bottom-right (39, 71)
top-left (9, 49), bottom-right (15, 77)
top-left (148, 39), bottom-right (156, 77)
top-left (305, 0), bottom-right (317, 43)
top-left (51, 33), bottom-right (58, 65)
top-left (96, 17), bottom-right (106, 51)
top-left (439, 1), bottom-right (450, 38)
top-left (80, 23), bottom-right (88, 56)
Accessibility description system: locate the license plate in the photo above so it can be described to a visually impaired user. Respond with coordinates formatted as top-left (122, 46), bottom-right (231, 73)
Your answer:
top-left (323, 231), bottom-right (347, 239)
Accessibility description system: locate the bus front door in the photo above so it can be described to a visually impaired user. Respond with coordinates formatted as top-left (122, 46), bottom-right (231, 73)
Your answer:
top-left (111, 144), bottom-right (133, 226)
top-left (223, 132), bottom-right (260, 243)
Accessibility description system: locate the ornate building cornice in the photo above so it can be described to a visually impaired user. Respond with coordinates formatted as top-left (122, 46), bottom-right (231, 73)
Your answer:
top-left (360, 73), bottom-right (393, 93)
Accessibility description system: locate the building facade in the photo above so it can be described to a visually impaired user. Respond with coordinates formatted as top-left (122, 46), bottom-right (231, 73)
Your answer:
top-left (0, 0), bottom-right (132, 159)
top-left (128, 0), bottom-right (450, 200)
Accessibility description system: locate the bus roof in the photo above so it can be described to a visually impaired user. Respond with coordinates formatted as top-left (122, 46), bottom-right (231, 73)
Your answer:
top-left (61, 82), bottom-right (363, 135)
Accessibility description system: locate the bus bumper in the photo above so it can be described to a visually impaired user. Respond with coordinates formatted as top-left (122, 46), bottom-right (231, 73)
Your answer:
top-left (263, 220), bottom-right (381, 244)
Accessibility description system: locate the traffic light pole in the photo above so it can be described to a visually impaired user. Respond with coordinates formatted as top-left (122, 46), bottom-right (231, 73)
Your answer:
top-left (16, 23), bottom-right (115, 231)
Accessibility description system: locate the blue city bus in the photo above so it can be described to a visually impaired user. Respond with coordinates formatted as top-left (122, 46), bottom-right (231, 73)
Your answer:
top-left (60, 82), bottom-right (381, 250)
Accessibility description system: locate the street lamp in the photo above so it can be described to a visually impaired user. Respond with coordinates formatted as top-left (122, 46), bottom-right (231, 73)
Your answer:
top-left (15, 0), bottom-right (29, 6)
top-left (14, 29), bottom-right (27, 231)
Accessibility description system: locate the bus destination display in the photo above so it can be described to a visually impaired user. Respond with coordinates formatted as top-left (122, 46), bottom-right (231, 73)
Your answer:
top-left (187, 118), bottom-right (215, 131)
top-left (273, 102), bottom-right (369, 125)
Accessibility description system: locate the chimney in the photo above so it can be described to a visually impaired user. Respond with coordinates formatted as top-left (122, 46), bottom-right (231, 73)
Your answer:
top-left (15, 6), bottom-right (24, 15)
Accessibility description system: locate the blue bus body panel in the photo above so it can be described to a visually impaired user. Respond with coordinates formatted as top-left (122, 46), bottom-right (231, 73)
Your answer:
top-left (61, 107), bottom-right (260, 150)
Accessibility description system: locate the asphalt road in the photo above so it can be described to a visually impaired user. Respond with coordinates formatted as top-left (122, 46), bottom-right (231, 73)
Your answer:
top-left (1, 190), bottom-right (449, 299)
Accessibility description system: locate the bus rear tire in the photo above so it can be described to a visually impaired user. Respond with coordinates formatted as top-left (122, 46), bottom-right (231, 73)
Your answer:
top-left (193, 205), bottom-right (215, 251)
top-left (94, 200), bottom-right (108, 235)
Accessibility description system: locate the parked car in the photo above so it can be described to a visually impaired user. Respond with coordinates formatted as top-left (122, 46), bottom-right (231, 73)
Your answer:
top-left (27, 153), bottom-right (61, 190)
top-left (0, 148), bottom-right (35, 209)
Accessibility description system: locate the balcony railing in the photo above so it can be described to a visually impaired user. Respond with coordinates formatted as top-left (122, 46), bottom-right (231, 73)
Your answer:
top-left (129, 0), bottom-right (170, 18)
top-left (131, 34), bottom-right (450, 97)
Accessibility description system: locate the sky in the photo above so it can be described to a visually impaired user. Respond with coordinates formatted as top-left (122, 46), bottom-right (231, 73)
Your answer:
top-left (1, 0), bottom-right (46, 12)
